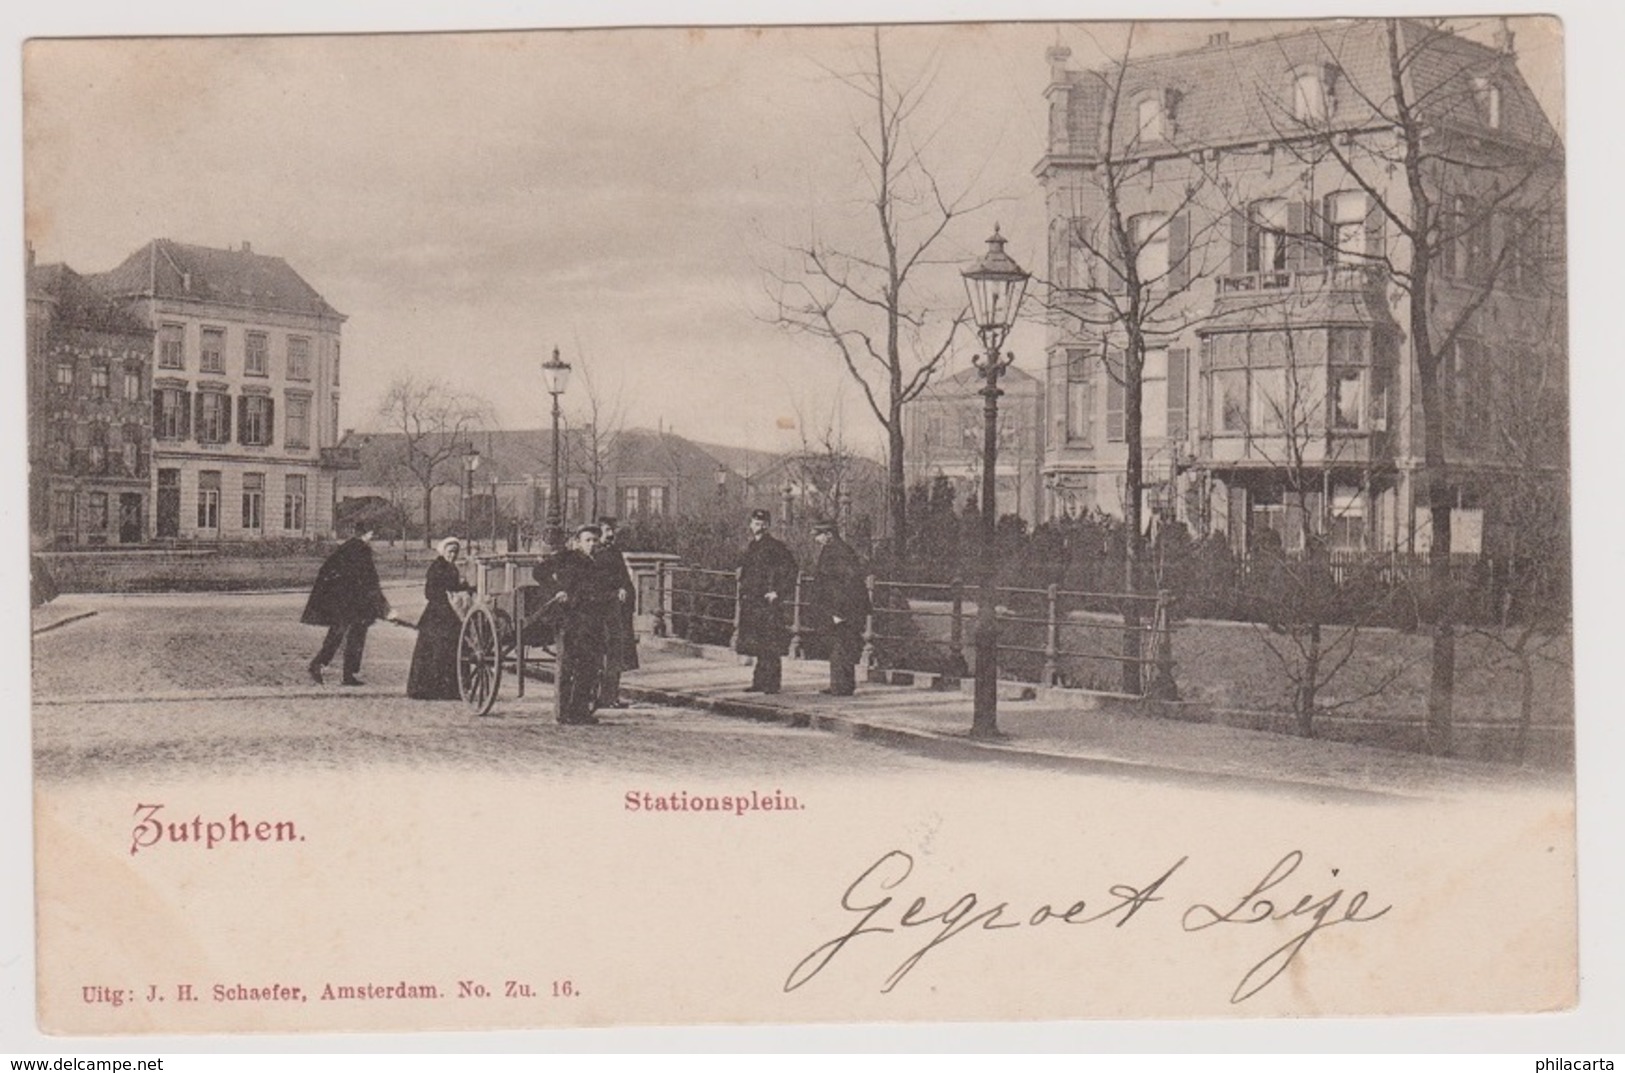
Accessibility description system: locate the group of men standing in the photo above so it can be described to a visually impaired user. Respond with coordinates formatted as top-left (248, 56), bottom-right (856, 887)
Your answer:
top-left (735, 509), bottom-right (870, 697)
top-left (531, 518), bottom-right (639, 725)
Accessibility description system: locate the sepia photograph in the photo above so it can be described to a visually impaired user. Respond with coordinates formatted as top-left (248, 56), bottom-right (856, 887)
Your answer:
top-left (6, 0), bottom-right (1620, 1055)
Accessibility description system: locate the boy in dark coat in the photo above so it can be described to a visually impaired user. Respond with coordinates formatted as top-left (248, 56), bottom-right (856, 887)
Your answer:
top-left (303, 524), bottom-right (394, 686)
top-left (735, 509), bottom-right (798, 693)
top-left (594, 517), bottom-right (639, 709)
top-left (807, 518), bottom-right (869, 696)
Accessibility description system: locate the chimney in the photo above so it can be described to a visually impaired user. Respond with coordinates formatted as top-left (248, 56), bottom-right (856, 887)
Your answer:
top-left (1207, 31), bottom-right (1230, 48)
top-left (1493, 17), bottom-right (1515, 56)
top-left (240, 241), bottom-right (253, 254)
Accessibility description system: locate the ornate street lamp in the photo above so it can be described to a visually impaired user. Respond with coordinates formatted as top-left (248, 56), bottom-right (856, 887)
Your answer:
top-left (541, 346), bottom-right (572, 538)
top-left (462, 446), bottom-right (481, 543)
top-left (961, 224), bottom-right (1029, 739)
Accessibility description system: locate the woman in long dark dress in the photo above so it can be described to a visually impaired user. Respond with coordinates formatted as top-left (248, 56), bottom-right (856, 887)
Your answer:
top-left (407, 537), bottom-right (475, 700)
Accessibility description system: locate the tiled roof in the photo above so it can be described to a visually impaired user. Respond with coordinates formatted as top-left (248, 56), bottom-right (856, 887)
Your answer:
top-left (30, 262), bottom-right (153, 336)
top-left (90, 239), bottom-right (344, 320)
top-left (1060, 20), bottom-right (1559, 159)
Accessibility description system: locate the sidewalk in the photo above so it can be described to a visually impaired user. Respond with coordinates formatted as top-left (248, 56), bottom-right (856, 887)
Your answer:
top-left (612, 639), bottom-right (1563, 801)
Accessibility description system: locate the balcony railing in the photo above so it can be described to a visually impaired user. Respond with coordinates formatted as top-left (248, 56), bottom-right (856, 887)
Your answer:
top-left (1217, 264), bottom-right (1380, 295)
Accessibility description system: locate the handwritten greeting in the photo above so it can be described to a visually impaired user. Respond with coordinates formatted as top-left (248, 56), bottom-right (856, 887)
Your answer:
top-left (786, 848), bottom-right (1391, 1004)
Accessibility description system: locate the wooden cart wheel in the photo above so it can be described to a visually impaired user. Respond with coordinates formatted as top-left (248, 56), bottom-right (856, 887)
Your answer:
top-left (457, 606), bottom-right (503, 716)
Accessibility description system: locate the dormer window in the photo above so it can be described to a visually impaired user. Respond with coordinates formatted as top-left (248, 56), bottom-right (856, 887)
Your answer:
top-left (1473, 76), bottom-right (1502, 129)
top-left (1136, 95), bottom-right (1163, 142)
top-left (1293, 70), bottom-right (1328, 122)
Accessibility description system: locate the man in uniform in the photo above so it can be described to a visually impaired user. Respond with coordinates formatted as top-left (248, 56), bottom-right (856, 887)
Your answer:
top-left (807, 517), bottom-right (869, 696)
top-left (735, 508), bottom-right (799, 694)
top-left (595, 516), bottom-right (639, 709)
top-left (533, 524), bottom-right (615, 724)
top-left (303, 523), bottom-right (395, 686)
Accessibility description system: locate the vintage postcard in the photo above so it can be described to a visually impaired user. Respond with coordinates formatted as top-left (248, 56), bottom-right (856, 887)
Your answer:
top-left (14, 7), bottom-right (1601, 1045)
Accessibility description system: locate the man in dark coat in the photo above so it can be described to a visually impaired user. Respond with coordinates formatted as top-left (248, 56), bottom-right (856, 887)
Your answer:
top-left (303, 524), bottom-right (394, 686)
top-left (533, 524), bottom-right (616, 725)
top-left (807, 517), bottom-right (870, 696)
top-left (735, 508), bottom-right (799, 694)
top-left (594, 517), bottom-right (639, 709)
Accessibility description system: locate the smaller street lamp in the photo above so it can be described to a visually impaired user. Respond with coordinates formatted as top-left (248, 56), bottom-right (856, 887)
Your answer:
top-left (489, 475), bottom-right (500, 548)
top-left (961, 224), bottom-right (1029, 739)
top-left (541, 347), bottom-right (572, 537)
top-left (462, 447), bottom-right (481, 547)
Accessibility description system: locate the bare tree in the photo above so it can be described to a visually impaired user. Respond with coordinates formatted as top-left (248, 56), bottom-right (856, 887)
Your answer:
top-left (564, 349), bottom-right (626, 521)
top-left (1043, 26), bottom-right (1244, 692)
top-left (1236, 325), bottom-right (1411, 734)
top-left (762, 26), bottom-right (992, 560)
top-left (374, 376), bottom-right (495, 547)
top-left (1261, 17), bottom-right (1565, 753)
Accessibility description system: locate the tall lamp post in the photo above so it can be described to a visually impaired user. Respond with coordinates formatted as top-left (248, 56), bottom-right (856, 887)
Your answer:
top-left (961, 225), bottom-right (1029, 739)
top-left (462, 446), bottom-right (481, 545)
top-left (540, 346), bottom-right (572, 538)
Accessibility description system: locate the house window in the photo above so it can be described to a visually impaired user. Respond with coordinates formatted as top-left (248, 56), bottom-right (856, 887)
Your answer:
top-left (86, 424), bottom-right (108, 472)
top-left (566, 486), bottom-right (583, 522)
top-left (647, 486), bottom-right (667, 516)
top-left (1142, 348), bottom-right (1169, 440)
top-left (90, 365), bottom-right (110, 399)
top-left (1131, 212), bottom-right (1168, 282)
top-left (1326, 191), bottom-right (1368, 265)
top-left (1473, 77), bottom-right (1502, 129)
top-left (87, 492), bottom-right (108, 533)
top-left (623, 486), bottom-right (641, 518)
top-left (122, 427), bottom-right (141, 475)
top-left (50, 424), bottom-right (72, 468)
top-left (242, 473), bottom-right (264, 532)
top-left (197, 471), bottom-right (221, 532)
top-left (1250, 334), bottom-right (1289, 434)
top-left (123, 367), bottom-right (142, 402)
top-left (159, 324), bottom-right (184, 369)
top-left (1065, 349), bottom-right (1092, 443)
top-left (287, 336), bottom-right (311, 381)
top-left (245, 332), bottom-right (269, 376)
top-left (1293, 71), bottom-right (1328, 122)
top-left (1213, 369), bottom-right (1249, 433)
top-left (241, 395), bottom-right (273, 446)
top-left (1330, 368), bottom-right (1366, 430)
top-left (52, 489), bottom-right (75, 532)
top-left (55, 362), bottom-right (74, 394)
top-left (200, 327), bottom-right (225, 373)
top-left (283, 475), bottom-right (307, 531)
top-left (1248, 199), bottom-right (1289, 273)
top-left (1452, 196), bottom-right (1489, 282)
top-left (197, 391), bottom-right (231, 444)
top-left (154, 388), bottom-right (187, 440)
top-left (1136, 95), bottom-right (1163, 142)
top-left (285, 395), bottom-right (310, 449)
top-left (1328, 486), bottom-right (1367, 551)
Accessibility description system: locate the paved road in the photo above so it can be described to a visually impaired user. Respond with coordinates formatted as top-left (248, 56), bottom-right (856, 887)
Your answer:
top-left (31, 589), bottom-right (973, 782)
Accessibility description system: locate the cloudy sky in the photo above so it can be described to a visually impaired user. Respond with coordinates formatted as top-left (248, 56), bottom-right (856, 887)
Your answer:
top-left (19, 10), bottom-right (1564, 459)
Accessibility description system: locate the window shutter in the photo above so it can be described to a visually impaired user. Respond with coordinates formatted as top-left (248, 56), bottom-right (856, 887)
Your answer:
top-left (1365, 198), bottom-right (1385, 263)
top-left (1105, 350), bottom-right (1125, 442)
top-left (1229, 210), bottom-right (1249, 274)
top-left (1050, 217), bottom-right (1069, 290)
top-left (237, 396), bottom-right (248, 445)
top-left (152, 389), bottom-right (162, 431)
top-left (179, 391), bottom-right (192, 440)
top-left (1168, 214), bottom-right (1190, 289)
top-left (1286, 201), bottom-right (1306, 271)
top-left (221, 393), bottom-right (233, 443)
top-left (193, 391), bottom-right (205, 441)
top-left (265, 397), bottom-right (275, 446)
top-left (1168, 347), bottom-right (1189, 440)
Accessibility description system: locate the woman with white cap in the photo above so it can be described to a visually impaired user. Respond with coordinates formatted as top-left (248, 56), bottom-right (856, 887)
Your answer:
top-left (406, 536), bottom-right (476, 700)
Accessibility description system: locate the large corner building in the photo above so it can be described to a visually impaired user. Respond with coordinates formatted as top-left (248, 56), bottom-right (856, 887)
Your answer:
top-left (1036, 20), bottom-right (1565, 555)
